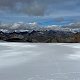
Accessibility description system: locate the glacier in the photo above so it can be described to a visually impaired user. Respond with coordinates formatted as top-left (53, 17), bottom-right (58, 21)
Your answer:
top-left (0, 42), bottom-right (80, 80)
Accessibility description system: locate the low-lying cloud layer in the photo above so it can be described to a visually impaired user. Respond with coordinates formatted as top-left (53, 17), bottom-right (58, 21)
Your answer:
top-left (0, 0), bottom-right (80, 17)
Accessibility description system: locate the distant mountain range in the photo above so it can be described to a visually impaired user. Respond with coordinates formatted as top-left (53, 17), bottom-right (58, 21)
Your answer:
top-left (0, 22), bottom-right (80, 33)
top-left (0, 22), bottom-right (80, 43)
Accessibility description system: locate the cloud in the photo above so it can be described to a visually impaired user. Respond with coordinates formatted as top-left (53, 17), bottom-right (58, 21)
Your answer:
top-left (54, 17), bottom-right (64, 22)
top-left (0, 0), bottom-right (80, 16)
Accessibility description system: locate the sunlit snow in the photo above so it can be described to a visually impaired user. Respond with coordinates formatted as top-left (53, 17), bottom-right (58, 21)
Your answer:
top-left (0, 42), bottom-right (80, 80)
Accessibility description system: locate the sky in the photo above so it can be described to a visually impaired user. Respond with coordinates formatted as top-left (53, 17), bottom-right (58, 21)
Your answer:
top-left (0, 0), bottom-right (80, 25)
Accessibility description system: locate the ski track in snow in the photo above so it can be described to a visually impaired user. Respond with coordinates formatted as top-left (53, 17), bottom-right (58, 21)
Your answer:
top-left (0, 42), bottom-right (80, 80)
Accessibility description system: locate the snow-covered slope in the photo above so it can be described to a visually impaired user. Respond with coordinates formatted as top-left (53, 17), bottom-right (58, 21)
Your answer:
top-left (0, 42), bottom-right (80, 80)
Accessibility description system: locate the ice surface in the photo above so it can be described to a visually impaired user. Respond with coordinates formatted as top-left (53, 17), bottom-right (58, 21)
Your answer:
top-left (0, 42), bottom-right (80, 80)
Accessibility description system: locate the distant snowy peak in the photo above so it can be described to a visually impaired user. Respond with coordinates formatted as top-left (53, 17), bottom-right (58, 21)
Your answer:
top-left (11, 22), bottom-right (23, 29)
top-left (65, 22), bottom-right (80, 28)
top-left (1, 22), bottom-right (80, 33)
top-left (0, 22), bottom-right (40, 30)
top-left (47, 25), bottom-right (59, 27)
top-left (28, 22), bottom-right (38, 26)
top-left (47, 25), bottom-right (62, 29)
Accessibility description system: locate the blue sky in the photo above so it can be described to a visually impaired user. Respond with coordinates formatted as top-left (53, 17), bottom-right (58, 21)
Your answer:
top-left (0, 0), bottom-right (80, 25)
